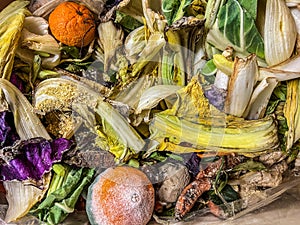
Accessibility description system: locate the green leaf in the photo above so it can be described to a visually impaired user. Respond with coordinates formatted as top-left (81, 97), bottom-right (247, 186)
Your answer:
top-left (217, 0), bottom-right (264, 59)
top-left (31, 167), bottom-right (95, 224)
top-left (115, 11), bottom-right (143, 32)
top-left (238, 0), bottom-right (257, 19)
top-left (207, 0), bottom-right (264, 60)
top-left (201, 59), bottom-right (217, 76)
top-left (162, 0), bottom-right (192, 25)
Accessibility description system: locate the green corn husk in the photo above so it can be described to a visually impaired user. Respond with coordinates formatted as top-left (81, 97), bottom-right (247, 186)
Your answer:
top-left (149, 76), bottom-right (279, 155)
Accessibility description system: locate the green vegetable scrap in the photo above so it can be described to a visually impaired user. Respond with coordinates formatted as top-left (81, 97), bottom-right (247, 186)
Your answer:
top-left (206, 0), bottom-right (265, 60)
top-left (162, 0), bottom-right (192, 25)
top-left (31, 164), bottom-right (95, 225)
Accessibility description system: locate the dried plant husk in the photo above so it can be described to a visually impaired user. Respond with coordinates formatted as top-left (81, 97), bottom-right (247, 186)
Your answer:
top-left (263, 0), bottom-right (297, 66)
top-left (0, 78), bottom-right (50, 140)
top-left (124, 26), bottom-right (146, 64)
top-left (224, 54), bottom-right (258, 117)
top-left (97, 20), bottom-right (124, 72)
top-left (284, 79), bottom-right (300, 151)
top-left (259, 55), bottom-right (300, 81)
top-left (16, 16), bottom-right (60, 69)
top-left (0, 0), bottom-right (30, 79)
top-left (243, 77), bottom-right (278, 120)
top-left (136, 85), bottom-right (181, 114)
top-left (4, 173), bottom-right (51, 223)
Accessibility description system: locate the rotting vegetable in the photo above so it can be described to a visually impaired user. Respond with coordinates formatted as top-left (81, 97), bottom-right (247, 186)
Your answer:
top-left (1, 0), bottom-right (300, 225)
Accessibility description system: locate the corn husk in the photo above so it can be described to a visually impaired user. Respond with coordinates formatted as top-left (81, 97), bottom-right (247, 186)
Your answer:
top-left (244, 78), bottom-right (278, 120)
top-left (0, 0), bottom-right (30, 79)
top-left (264, 0), bottom-right (297, 66)
top-left (284, 79), bottom-right (300, 150)
top-left (97, 21), bottom-right (124, 72)
top-left (224, 54), bottom-right (258, 117)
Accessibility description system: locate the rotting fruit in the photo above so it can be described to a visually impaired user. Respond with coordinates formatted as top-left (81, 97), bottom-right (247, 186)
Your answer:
top-left (48, 1), bottom-right (96, 47)
top-left (86, 166), bottom-right (155, 225)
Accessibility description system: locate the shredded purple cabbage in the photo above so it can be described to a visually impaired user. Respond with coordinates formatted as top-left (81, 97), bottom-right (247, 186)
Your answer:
top-left (0, 111), bottom-right (20, 148)
top-left (0, 137), bottom-right (74, 181)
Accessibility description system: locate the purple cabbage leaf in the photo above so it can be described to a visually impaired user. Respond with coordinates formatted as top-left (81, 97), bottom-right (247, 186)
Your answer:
top-left (0, 137), bottom-right (74, 181)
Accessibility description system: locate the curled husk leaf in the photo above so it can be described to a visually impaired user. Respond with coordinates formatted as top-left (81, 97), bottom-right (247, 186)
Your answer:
top-left (284, 79), bottom-right (300, 150)
top-left (0, 0), bottom-right (30, 79)
top-left (224, 54), bottom-right (258, 117)
top-left (259, 55), bottom-right (300, 81)
top-left (4, 173), bottom-right (51, 222)
top-left (16, 16), bottom-right (61, 69)
top-left (124, 26), bottom-right (147, 64)
top-left (263, 0), bottom-right (297, 66)
top-left (136, 85), bottom-right (181, 113)
top-left (243, 77), bottom-right (278, 120)
top-left (97, 20), bottom-right (124, 72)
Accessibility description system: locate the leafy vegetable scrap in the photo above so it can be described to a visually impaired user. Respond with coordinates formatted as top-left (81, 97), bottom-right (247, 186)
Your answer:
top-left (0, 137), bottom-right (74, 181)
top-left (1, 0), bottom-right (300, 224)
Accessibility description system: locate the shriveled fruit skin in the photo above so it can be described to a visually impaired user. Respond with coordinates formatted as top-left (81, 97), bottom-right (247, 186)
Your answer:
top-left (49, 1), bottom-right (95, 47)
top-left (86, 166), bottom-right (155, 225)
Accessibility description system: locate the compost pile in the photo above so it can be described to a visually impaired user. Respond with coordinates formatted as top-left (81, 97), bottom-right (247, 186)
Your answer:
top-left (1, 0), bottom-right (300, 224)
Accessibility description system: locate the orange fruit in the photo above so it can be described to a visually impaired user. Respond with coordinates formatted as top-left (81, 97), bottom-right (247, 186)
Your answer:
top-left (86, 166), bottom-right (155, 225)
top-left (49, 1), bottom-right (96, 47)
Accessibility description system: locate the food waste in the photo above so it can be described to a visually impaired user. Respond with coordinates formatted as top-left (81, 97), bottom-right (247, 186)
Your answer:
top-left (1, 0), bottom-right (300, 224)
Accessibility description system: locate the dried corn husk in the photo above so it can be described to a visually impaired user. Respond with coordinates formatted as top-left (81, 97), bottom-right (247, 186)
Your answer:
top-left (0, 0), bottom-right (30, 79)
top-left (224, 54), bottom-right (258, 117)
top-left (284, 79), bottom-right (300, 150)
top-left (244, 78), bottom-right (278, 120)
top-left (97, 21), bottom-right (124, 72)
top-left (264, 0), bottom-right (297, 66)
